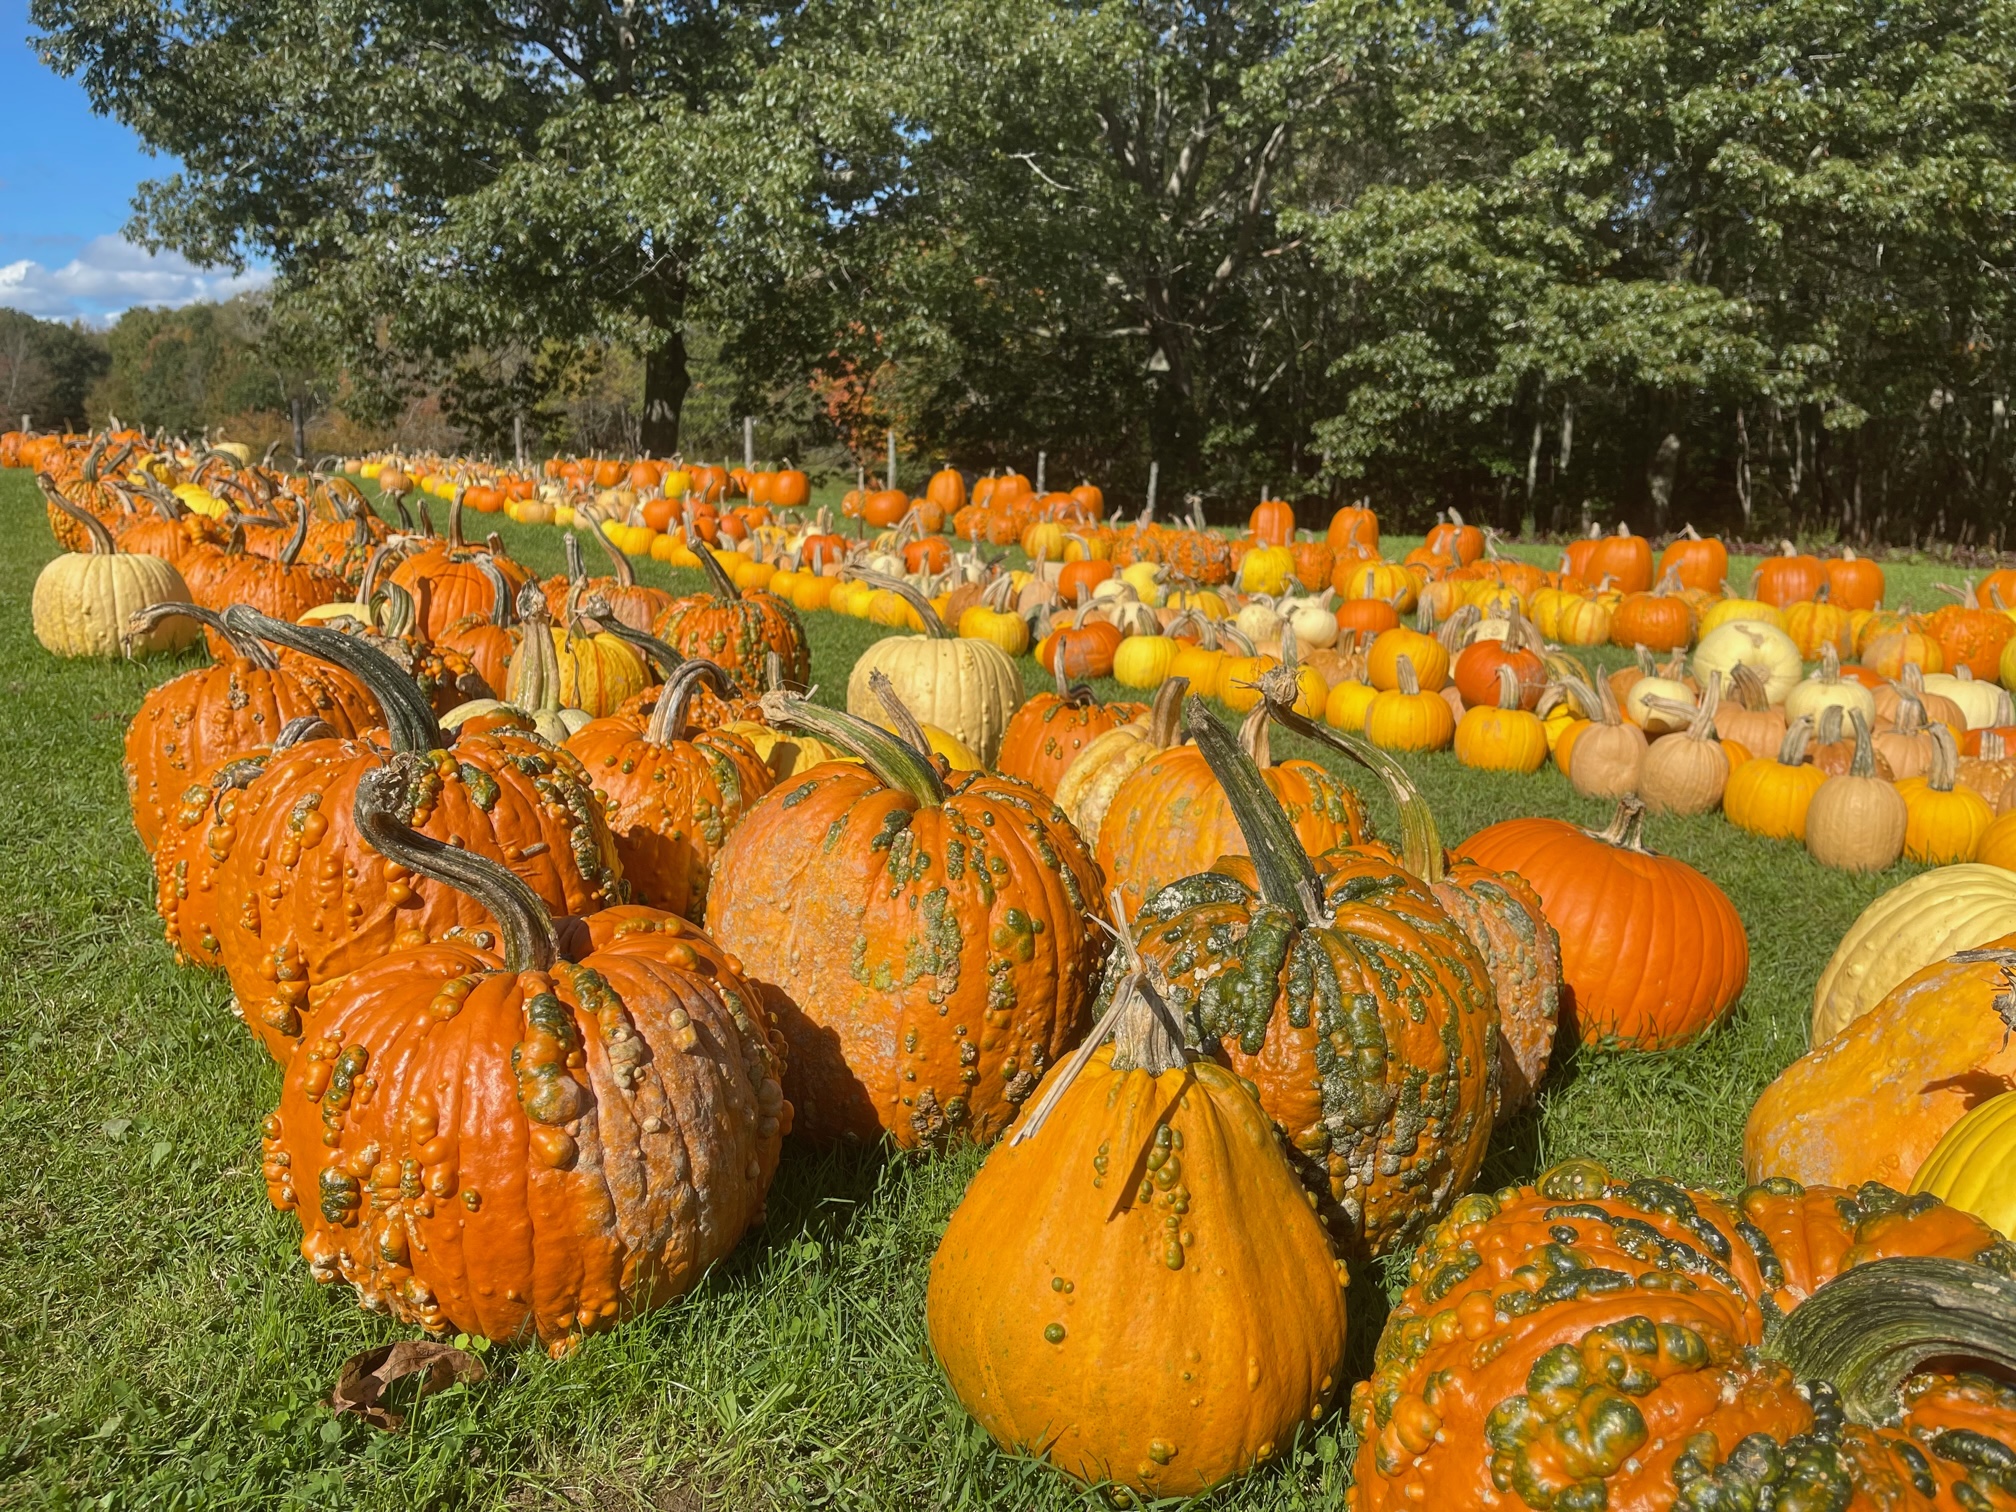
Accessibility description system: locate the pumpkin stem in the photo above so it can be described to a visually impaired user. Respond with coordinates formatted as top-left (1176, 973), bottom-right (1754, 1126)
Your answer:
top-left (758, 689), bottom-right (948, 806)
top-left (352, 755), bottom-right (560, 974)
top-left (277, 498), bottom-right (310, 566)
top-left (475, 555), bottom-right (516, 628)
top-left (1185, 696), bottom-right (1324, 926)
top-left (646, 658), bottom-right (731, 745)
top-left (122, 602), bottom-right (277, 667)
top-left (415, 494), bottom-right (436, 540)
top-left (846, 568), bottom-right (953, 638)
top-left (39, 477), bottom-right (117, 554)
top-left (506, 584), bottom-right (563, 717)
top-left (1928, 721), bottom-right (1961, 793)
top-left (1264, 694), bottom-right (1442, 884)
top-left (694, 540), bottom-right (744, 602)
top-left (445, 489), bottom-right (467, 551)
top-left (224, 606), bottom-right (443, 753)
top-left (582, 611), bottom-right (685, 680)
top-left (1847, 708), bottom-right (1878, 778)
top-left (564, 529), bottom-right (586, 586)
top-left (1764, 1257), bottom-right (2016, 1427)
top-left (582, 510), bottom-right (637, 587)
top-left (1592, 795), bottom-right (1651, 853)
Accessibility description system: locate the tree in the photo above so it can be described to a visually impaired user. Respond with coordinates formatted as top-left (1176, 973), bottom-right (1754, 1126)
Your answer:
top-left (0, 311), bottom-right (109, 430)
top-left (32, 0), bottom-right (880, 456)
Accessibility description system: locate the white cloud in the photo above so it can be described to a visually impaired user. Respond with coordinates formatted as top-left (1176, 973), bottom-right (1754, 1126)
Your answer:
top-left (0, 236), bottom-right (270, 324)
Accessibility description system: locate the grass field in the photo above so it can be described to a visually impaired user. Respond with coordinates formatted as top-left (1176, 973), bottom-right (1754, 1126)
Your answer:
top-left (0, 468), bottom-right (1968, 1510)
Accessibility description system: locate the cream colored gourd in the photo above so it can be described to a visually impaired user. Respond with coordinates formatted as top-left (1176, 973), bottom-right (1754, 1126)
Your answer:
top-left (1811, 863), bottom-right (2016, 1044)
top-left (1053, 680), bottom-right (1188, 840)
top-left (1624, 657), bottom-right (1695, 734)
top-left (1924, 667), bottom-right (2015, 731)
top-left (1639, 672), bottom-right (1731, 817)
top-left (1280, 591), bottom-right (1340, 651)
top-left (845, 574), bottom-right (1022, 763)
top-left (1233, 598), bottom-right (1284, 648)
top-left (34, 491), bottom-right (199, 659)
top-left (1805, 709), bottom-right (1908, 873)
top-left (1693, 618), bottom-right (1802, 706)
top-left (1783, 643), bottom-right (1876, 728)
top-left (1566, 675), bottom-right (1647, 800)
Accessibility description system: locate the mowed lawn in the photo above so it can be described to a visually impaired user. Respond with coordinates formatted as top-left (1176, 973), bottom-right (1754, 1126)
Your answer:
top-left (0, 466), bottom-right (1966, 1509)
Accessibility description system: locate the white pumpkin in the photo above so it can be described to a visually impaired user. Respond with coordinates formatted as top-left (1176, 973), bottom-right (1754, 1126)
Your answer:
top-left (1693, 620), bottom-right (1802, 706)
top-left (1279, 591), bottom-right (1340, 651)
top-left (1234, 598), bottom-right (1285, 648)
top-left (1626, 672), bottom-right (1696, 734)
top-left (32, 492), bottom-right (198, 659)
top-left (1924, 668), bottom-right (2015, 731)
top-left (1784, 644), bottom-right (1878, 728)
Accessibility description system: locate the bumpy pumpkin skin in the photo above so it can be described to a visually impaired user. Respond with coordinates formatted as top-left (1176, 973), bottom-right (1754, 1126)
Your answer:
top-left (214, 731), bottom-right (627, 1058)
top-left (653, 588), bottom-right (811, 690)
top-left (1747, 937), bottom-right (2016, 1190)
top-left (264, 908), bottom-right (787, 1355)
top-left (123, 655), bottom-right (374, 852)
top-left (565, 714), bottom-right (774, 919)
top-left (1434, 856), bottom-right (1562, 1113)
top-left (706, 764), bottom-right (1105, 1147)
top-left (152, 747), bottom-right (284, 969)
top-left (1125, 853), bottom-right (1498, 1258)
top-left (1096, 747), bottom-right (1369, 921)
top-left (995, 687), bottom-right (1147, 797)
top-left (928, 1049), bottom-right (1350, 1497)
top-left (1349, 1160), bottom-right (2016, 1512)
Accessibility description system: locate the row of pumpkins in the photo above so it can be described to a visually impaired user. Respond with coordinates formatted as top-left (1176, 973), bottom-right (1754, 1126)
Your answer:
top-left (19, 432), bottom-right (2016, 1507)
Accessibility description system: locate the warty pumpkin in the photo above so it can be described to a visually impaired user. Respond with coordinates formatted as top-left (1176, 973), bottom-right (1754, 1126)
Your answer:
top-left (653, 541), bottom-right (812, 690)
top-left (386, 491), bottom-right (533, 641)
top-left (210, 610), bottom-right (626, 1058)
top-left (1898, 724), bottom-right (1996, 864)
top-left (926, 945), bottom-right (1350, 1499)
top-left (1052, 678), bottom-right (1188, 842)
top-left (1348, 1157), bottom-right (2016, 1512)
top-left (1119, 699), bottom-right (1498, 1256)
top-left (1748, 937), bottom-right (2016, 1188)
top-left (1461, 797), bottom-right (1750, 1050)
top-left (1806, 710), bottom-right (1909, 873)
top-left (34, 492), bottom-right (199, 659)
top-left (563, 660), bottom-right (774, 919)
top-left (1094, 692), bottom-right (1369, 921)
top-left (264, 762), bottom-right (786, 1355)
top-left (995, 668), bottom-right (1146, 795)
top-left (1811, 864), bottom-right (2016, 1044)
top-left (704, 693), bottom-right (1104, 1148)
top-left (843, 572), bottom-right (1021, 764)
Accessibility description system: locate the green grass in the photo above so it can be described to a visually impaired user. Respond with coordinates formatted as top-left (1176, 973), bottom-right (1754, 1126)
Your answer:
top-left (0, 470), bottom-right (1959, 1510)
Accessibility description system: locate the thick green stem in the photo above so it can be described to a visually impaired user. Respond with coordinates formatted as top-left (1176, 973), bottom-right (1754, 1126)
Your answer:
top-left (757, 690), bottom-right (947, 805)
top-left (506, 585), bottom-right (563, 716)
top-left (582, 612), bottom-right (684, 680)
top-left (1767, 1257), bottom-right (2016, 1427)
top-left (1264, 696), bottom-right (1439, 882)
top-left (352, 756), bottom-right (559, 973)
top-left (223, 606), bottom-right (442, 753)
top-left (1184, 696), bottom-right (1323, 923)
top-left (646, 659), bottom-right (730, 745)
top-left (40, 479), bottom-right (117, 554)
top-left (124, 602), bottom-right (278, 668)
top-left (583, 511), bottom-right (636, 587)
top-left (846, 569), bottom-right (952, 637)
top-left (695, 540), bottom-right (743, 601)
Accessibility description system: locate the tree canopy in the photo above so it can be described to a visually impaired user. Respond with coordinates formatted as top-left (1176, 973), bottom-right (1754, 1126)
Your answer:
top-left (29, 0), bottom-right (2016, 538)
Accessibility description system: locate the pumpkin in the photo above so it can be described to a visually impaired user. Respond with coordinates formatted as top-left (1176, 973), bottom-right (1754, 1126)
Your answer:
top-left (1455, 665), bottom-right (1549, 773)
top-left (705, 694), bottom-right (1104, 1147)
top-left (995, 668), bottom-right (1146, 796)
top-left (926, 951), bottom-right (1349, 1499)
top-left (1866, 625), bottom-right (1946, 679)
top-left (210, 611), bottom-right (627, 1058)
top-left (1565, 675), bottom-right (1647, 800)
top-left (1812, 865), bottom-right (2016, 1045)
top-left (1927, 602), bottom-right (2015, 681)
top-left (264, 762), bottom-right (786, 1355)
top-left (1926, 667), bottom-right (2016, 731)
top-left (653, 542), bottom-right (812, 689)
top-left (1348, 1157), bottom-right (2016, 1512)
top-left (440, 585), bottom-right (594, 744)
top-left (1638, 671), bottom-right (1730, 816)
top-left (1123, 698), bottom-right (1497, 1255)
top-left (151, 715), bottom-right (334, 969)
top-left (1608, 567), bottom-right (1695, 651)
top-left (1877, 662), bottom-right (1968, 736)
top-left (1275, 701), bottom-right (1562, 1113)
top-left (1747, 937), bottom-right (2016, 1188)
top-left (1326, 502), bottom-right (1379, 554)
top-left (1897, 724), bottom-right (1996, 864)
top-left (375, 495), bottom-right (525, 641)
top-left (1714, 661), bottom-right (1787, 758)
top-left (549, 598), bottom-right (649, 718)
top-left (1753, 540), bottom-right (1825, 605)
top-left (563, 661), bottom-right (774, 918)
top-left (1657, 522), bottom-right (1728, 592)
top-left (1425, 507), bottom-right (1485, 565)
top-left (1806, 710), bottom-right (1909, 873)
top-left (1621, 649), bottom-right (1696, 732)
top-left (1813, 700), bottom-right (1898, 778)
top-left (1824, 545), bottom-right (1886, 609)
top-left (1053, 679), bottom-right (1189, 842)
top-left (34, 491), bottom-right (200, 659)
top-left (845, 574), bottom-right (1021, 764)
top-left (1366, 622), bottom-right (1449, 691)
top-left (1364, 654), bottom-right (1456, 752)
top-left (120, 603), bottom-right (374, 852)
top-left (435, 554), bottom-right (520, 696)
top-left (1786, 642), bottom-right (1878, 728)
top-left (1783, 587), bottom-right (1858, 660)
top-left (1913, 1090), bottom-right (2016, 1238)
top-left (1339, 560), bottom-right (1418, 614)
top-left (1036, 605), bottom-right (1124, 681)
top-left (1096, 690), bottom-right (1370, 920)
top-left (1694, 618), bottom-right (1803, 707)
top-left (956, 574), bottom-right (1033, 658)
top-left (1586, 524), bottom-right (1654, 593)
top-left (1461, 797), bottom-right (1750, 1050)
top-left (543, 515), bottom-right (673, 633)
top-left (1721, 717), bottom-right (1825, 843)
top-left (1451, 613), bottom-right (1545, 709)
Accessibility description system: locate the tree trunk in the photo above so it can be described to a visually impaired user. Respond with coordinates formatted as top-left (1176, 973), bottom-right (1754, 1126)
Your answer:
top-left (640, 327), bottom-right (690, 459)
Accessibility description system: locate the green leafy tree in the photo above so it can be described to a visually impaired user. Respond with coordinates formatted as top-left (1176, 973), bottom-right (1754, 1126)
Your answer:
top-left (0, 311), bottom-right (108, 431)
top-left (33, 0), bottom-right (880, 456)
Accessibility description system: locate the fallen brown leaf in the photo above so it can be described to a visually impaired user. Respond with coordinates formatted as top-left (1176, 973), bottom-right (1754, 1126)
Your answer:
top-left (330, 1340), bottom-right (485, 1430)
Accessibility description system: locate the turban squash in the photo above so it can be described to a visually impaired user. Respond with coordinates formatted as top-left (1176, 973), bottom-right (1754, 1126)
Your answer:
top-left (264, 762), bottom-right (786, 1356)
top-left (209, 610), bottom-right (626, 1058)
top-left (705, 694), bottom-right (1104, 1147)
top-left (121, 603), bottom-right (375, 852)
top-left (927, 948), bottom-right (1349, 1499)
top-left (1349, 1159), bottom-right (2016, 1512)
top-left (1459, 798), bottom-right (1749, 1051)
top-left (1116, 698), bottom-right (1498, 1257)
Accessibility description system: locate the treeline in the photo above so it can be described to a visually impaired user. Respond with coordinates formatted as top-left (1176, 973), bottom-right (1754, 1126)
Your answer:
top-left (27, 0), bottom-right (2016, 541)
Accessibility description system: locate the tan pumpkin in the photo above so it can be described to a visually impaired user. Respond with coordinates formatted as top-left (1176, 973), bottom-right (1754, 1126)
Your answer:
top-left (1638, 671), bottom-right (1730, 816)
top-left (1805, 709), bottom-right (1908, 873)
top-left (1565, 675), bottom-right (1646, 800)
top-left (1712, 661), bottom-right (1787, 758)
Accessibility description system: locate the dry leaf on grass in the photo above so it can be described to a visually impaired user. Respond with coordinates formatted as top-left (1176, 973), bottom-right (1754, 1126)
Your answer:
top-left (330, 1340), bottom-right (485, 1430)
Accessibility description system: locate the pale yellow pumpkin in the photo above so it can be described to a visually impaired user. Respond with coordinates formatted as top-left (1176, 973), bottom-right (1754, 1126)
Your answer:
top-left (1812, 862), bottom-right (2016, 1044)
top-left (33, 493), bottom-right (198, 659)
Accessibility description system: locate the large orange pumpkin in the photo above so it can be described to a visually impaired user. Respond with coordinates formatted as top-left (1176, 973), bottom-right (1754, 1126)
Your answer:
top-left (705, 696), bottom-right (1105, 1147)
top-left (264, 763), bottom-right (787, 1356)
top-left (652, 543), bottom-right (811, 688)
top-left (1460, 798), bottom-right (1749, 1049)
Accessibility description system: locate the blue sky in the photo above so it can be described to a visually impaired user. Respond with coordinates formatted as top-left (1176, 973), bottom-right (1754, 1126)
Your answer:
top-left (0, 0), bottom-right (265, 324)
